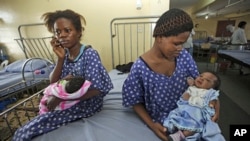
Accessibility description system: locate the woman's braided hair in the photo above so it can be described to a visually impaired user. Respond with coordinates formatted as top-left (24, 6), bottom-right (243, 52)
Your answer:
top-left (153, 8), bottom-right (193, 37)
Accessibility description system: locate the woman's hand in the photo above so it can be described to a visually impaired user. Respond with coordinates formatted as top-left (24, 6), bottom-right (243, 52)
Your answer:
top-left (150, 122), bottom-right (168, 141)
top-left (133, 104), bottom-right (168, 141)
top-left (50, 37), bottom-right (65, 59)
top-left (211, 100), bottom-right (220, 122)
top-left (46, 96), bottom-right (62, 111)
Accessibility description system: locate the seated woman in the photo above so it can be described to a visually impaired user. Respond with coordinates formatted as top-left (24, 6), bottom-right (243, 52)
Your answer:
top-left (12, 9), bottom-right (113, 141)
top-left (122, 8), bottom-right (220, 141)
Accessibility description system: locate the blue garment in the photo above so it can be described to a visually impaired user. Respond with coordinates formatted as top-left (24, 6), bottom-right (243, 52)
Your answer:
top-left (163, 88), bottom-right (225, 141)
top-left (12, 45), bottom-right (113, 141)
top-left (122, 49), bottom-right (199, 123)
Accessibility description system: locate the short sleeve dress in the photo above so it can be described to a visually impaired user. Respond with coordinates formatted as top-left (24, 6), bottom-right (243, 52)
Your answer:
top-left (122, 49), bottom-right (199, 124)
top-left (12, 45), bottom-right (113, 141)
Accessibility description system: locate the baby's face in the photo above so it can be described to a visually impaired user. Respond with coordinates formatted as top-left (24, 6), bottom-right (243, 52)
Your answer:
top-left (194, 72), bottom-right (217, 89)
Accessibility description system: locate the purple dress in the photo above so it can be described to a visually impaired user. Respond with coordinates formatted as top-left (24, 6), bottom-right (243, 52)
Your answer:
top-left (122, 49), bottom-right (199, 124)
top-left (12, 45), bottom-right (113, 141)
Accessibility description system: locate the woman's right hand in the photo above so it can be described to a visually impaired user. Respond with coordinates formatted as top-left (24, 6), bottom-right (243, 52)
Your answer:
top-left (133, 104), bottom-right (168, 140)
top-left (150, 122), bottom-right (168, 141)
top-left (50, 37), bottom-right (65, 59)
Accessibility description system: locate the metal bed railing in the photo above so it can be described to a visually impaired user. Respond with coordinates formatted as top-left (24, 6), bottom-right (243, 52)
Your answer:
top-left (14, 23), bottom-right (55, 64)
top-left (0, 23), bottom-right (55, 140)
top-left (0, 57), bottom-right (53, 101)
top-left (0, 89), bottom-right (43, 140)
top-left (193, 30), bottom-right (208, 40)
top-left (110, 16), bottom-right (160, 68)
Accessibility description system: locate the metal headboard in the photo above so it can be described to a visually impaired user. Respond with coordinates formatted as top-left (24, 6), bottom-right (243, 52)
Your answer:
top-left (14, 23), bottom-right (55, 63)
top-left (110, 16), bottom-right (160, 69)
top-left (193, 30), bottom-right (208, 40)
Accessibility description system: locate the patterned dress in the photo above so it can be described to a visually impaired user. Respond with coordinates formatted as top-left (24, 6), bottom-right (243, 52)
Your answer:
top-left (12, 45), bottom-right (113, 141)
top-left (122, 49), bottom-right (199, 124)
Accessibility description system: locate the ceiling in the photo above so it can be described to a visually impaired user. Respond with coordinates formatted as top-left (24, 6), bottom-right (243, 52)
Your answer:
top-left (170, 0), bottom-right (250, 19)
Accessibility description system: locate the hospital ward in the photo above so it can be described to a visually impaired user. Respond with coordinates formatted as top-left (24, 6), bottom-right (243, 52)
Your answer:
top-left (0, 0), bottom-right (250, 141)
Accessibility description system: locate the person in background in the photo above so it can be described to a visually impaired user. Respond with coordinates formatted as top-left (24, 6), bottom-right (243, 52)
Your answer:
top-left (182, 28), bottom-right (195, 56)
top-left (230, 21), bottom-right (250, 75)
top-left (12, 9), bottom-right (113, 141)
top-left (163, 71), bottom-right (225, 141)
top-left (122, 8), bottom-right (220, 141)
top-left (231, 21), bottom-right (247, 45)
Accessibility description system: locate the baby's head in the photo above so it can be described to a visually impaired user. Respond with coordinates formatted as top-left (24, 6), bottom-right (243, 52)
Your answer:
top-left (64, 76), bottom-right (86, 93)
top-left (194, 71), bottom-right (221, 90)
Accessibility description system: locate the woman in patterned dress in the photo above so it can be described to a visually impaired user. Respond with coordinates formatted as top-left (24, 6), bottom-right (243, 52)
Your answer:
top-left (122, 8), bottom-right (220, 141)
top-left (12, 9), bottom-right (113, 141)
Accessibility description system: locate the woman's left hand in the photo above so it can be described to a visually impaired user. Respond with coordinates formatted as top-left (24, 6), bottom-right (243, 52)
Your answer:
top-left (46, 96), bottom-right (62, 111)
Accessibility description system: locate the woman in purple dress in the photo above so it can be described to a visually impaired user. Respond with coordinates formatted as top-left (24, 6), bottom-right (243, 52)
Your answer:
top-left (122, 8), bottom-right (220, 141)
top-left (12, 9), bottom-right (113, 141)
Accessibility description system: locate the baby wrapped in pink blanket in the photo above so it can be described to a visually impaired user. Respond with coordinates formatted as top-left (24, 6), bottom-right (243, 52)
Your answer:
top-left (39, 77), bottom-right (91, 114)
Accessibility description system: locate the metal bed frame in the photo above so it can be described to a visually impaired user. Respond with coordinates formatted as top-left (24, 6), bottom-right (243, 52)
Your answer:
top-left (216, 46), bottom-right (250, 73)
top-left (0, 90), bottom-right (43, 139)
top-left (110, 16), bottom-right (160, 68)
top-left (0, 23), bottom-right (54, 101)
top-left (192, 30), bottom-right (209, 59)
top-left (193, 30), bottom-right (207, 41)
top-left (0, 23), bottom-right (54, 140)
top-left (14, 23), bottom-right (55, 63)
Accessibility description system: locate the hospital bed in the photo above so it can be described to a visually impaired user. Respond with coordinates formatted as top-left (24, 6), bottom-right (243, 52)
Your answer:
top-left (1, 16), bottom-right (163, 141)
top-left (0, 23), bottom-right (55, 102)
top-left (217, 49), bottom-right (250, 73)
top-left (192, 30), bottom-right (210, 59)
top-left (0, 23), bottom-right (55, 140)
top-left (0, 58), bottom-right (53, 101)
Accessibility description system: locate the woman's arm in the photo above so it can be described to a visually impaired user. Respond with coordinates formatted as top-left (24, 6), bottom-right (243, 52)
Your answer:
top-left (78, 89), bottom-right (101, 100)
top-left (49, 58), bottom-right (64, 83)
top-left (133, 103), bottom-right (168, 141)
top-left (211, 99), bottom-right (220, 122)
top-left (49, 37), bottom-right (66, 83)
top-left (46, 89), bottom-right (101, 111)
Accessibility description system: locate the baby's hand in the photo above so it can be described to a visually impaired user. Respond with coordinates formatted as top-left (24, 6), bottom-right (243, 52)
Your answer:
top-left (187, 77), bottom-right (194, 86)
top-left (182, 93), bottom-right (191, 100)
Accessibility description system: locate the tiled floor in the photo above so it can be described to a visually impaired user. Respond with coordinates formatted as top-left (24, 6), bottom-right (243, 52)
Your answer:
top-left (196, 61), bottom-right (250, 141)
